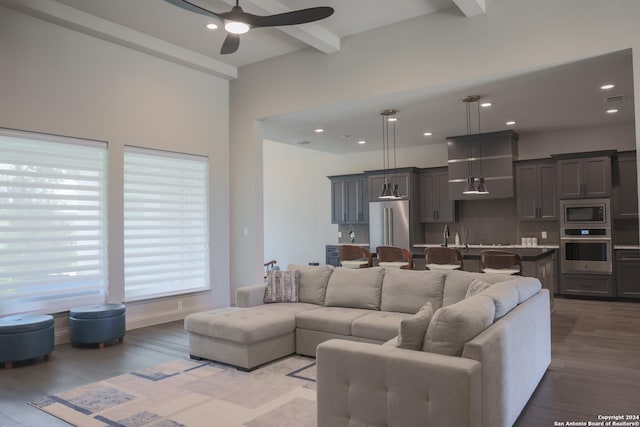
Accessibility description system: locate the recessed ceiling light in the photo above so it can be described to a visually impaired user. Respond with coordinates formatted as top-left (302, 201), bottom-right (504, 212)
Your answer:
top-left (205, 23), bottom-right (218, 30)
top-left (606, 109), bottom-right (619, 114)
top-left (314, 128), bottom-right (324, 133)
top-left (601, 84), bottom-right (615, 90)
top-left (387, 117), bottom-right (398, 122)
top-left (358, 140), bottom-right (367, 145)
top-left (423, 132), bottom-right (433, 136)
top-left (480, 102), bottom-right (493, 108)
top-left (506, 121), bottom-right (517, 126)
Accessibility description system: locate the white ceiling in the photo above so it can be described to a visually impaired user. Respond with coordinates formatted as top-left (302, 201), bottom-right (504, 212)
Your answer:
top-left (51, 0), bottom-right (460, 68)
top-left (260, 49), bottom-right (635, 154)
top-left (2, 0), bottom-right (634, 154)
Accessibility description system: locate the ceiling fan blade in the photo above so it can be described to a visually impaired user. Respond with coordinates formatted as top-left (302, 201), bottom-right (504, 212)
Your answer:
top-left (163, 0), bottom-right (220, 18)
top-left (220, 33), bottom-right (241, 55)
top-left (221, 7), bottom-right (334, 28)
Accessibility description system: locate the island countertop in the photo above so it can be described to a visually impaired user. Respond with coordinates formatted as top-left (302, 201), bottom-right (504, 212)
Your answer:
top-left (412, 245), bottom-right (557, 261)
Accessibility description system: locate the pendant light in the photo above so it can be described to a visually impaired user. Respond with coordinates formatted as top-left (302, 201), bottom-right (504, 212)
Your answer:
top-left (379, 109), bottom-right (402, 199)
top-left (462, 95), bottom-right (489, 195)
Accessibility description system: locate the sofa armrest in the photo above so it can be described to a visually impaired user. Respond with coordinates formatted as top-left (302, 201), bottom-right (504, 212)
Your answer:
top-left (316, 340), bottom-right (481, 427)
top-left (235, 284), bottom-right (266, 307)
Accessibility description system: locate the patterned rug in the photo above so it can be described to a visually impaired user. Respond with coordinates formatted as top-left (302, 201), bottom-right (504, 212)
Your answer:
top-left (30, 356), bottom-right (317, 427)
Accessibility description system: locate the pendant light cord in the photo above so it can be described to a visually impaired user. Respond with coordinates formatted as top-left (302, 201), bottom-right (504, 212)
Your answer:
top-left (477, 99), bottom-right (483, 178)
top-left (392, 115), bottom-right (397, 185)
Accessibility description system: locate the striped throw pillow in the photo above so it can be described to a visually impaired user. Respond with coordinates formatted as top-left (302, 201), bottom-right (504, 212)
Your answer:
top-left (264, 270), bottom-right (300, 303)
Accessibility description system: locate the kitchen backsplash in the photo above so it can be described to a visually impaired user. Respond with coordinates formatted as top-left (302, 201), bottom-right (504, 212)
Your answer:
top-left (338, 198), bottom-right (638, 247)
top-left (423, 199), bottom-right (559, 246)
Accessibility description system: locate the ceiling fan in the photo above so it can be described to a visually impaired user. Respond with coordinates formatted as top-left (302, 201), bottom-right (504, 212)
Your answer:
top-left (164, 0), bottom-right (335, 55)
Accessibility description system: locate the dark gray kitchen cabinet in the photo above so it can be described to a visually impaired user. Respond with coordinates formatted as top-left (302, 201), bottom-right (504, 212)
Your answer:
top-left (419, 168), bottom-right (455, 222)
top-left (329, 174), bottom-right (368, 224)
top-left (326, 245), bottom-right (340, 267)
top-left (515, 161), bottom-right (557, 220)
top-left (612, 151), bottom-right (638, 219)
top-left (556, 156), bottom-right (611, 199)
top-left (559, 273), bottom-right (614, 297)
top-left (615, 249), bottom-right (640, 298)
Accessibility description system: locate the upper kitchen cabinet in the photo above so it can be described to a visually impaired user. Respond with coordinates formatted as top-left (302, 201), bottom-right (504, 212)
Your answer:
top-left (329, 174), bottom-right (368, 224)
top-left (612, 151), bottom-right (638, 219)
top-left (515, 160), bottom-right (557, 221)
top-left (419, 167), bottom-right (456, 223)
top-left (366, 168), bottom-right (419, 201)
top-left (553, 152), bottom-right (613, 199)
top-left (447, 130), bottom-right (518, 200)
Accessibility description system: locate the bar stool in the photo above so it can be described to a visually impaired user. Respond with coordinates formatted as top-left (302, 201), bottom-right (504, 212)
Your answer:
top-left (425, 247), bottom-right (463, 271)
top-left (480, 250), bottom-right (522, 275)
top-left (339, 245), bottom-right (372, 269)
top-left (376, 246), bottom-right (413, 270)
top-left (0, 314), bottom-right (54, 369)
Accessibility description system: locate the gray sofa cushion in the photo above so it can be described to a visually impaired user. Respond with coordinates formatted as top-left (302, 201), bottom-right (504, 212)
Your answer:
top-left (397, 302), bottom-right (434, 350)
top-left (184, 303), bottom-right (319, 344)
top-left (324, 267), bottom-right (385, 310)
top-left (351, 311), bottom-right (415, 342)
top-left (288, 263), bottom-right (334, 305)
top-left (423, 294), bottom-right (495, 356)
top-left (477, 281), bottom-right (519, 319)
top-left (442, 270), bottom-right (510, 307)
top-left (295, 307), bottom-right (372, 335)
top-left (380, 269), bottom-right (445, 313)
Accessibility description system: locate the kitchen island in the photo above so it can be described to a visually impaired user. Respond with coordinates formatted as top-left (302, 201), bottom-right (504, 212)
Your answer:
top-left (414, 244), bottom-right (557, 310)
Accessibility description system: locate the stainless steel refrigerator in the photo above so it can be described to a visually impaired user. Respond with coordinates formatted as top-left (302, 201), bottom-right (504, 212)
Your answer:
top-left (369, 200), bottom-right (412, 253)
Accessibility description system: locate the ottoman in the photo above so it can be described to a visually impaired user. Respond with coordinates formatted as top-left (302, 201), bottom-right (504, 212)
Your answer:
top-left (69, 303), bottom-right (126, 348)
top-left (0, 314), bottom-right (54, 369)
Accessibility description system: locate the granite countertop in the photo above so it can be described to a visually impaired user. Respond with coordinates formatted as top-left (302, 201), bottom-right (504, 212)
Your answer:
top-left (614, 245), bottom-right (640, 250)
top-left (414, 244), bottom-right (559, 249)
top-left (413, 244), bottom-right (557, 261)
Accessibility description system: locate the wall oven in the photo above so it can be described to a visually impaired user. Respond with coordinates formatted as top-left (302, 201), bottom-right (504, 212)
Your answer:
top-left (559, 199), bottom-right (612, 274)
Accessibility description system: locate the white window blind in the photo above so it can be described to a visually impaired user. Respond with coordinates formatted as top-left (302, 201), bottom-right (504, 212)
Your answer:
top-left (124, 147), bottom-right (210, 301)
top-left (0, 128), bottom-right (108, 316)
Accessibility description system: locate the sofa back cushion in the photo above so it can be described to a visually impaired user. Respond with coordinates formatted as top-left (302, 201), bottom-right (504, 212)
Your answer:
top-left (324, 267), bottom-right (385, 310)
top-left (422, 294), bottom-right (495, 356)
top-left (380, 269), bottom-right (445, 314)
top-left (476, 282), bottom-right (519, 320)
top-left (288, 264), bottom-right (334, 306)
top-left (442, 270), bottom-right (509, 307)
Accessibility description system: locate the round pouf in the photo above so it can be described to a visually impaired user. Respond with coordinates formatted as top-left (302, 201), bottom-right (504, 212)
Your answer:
top-left (0, 314), bottom-right (54, 369)
top-left (69, 303), bottom-right (126, 348)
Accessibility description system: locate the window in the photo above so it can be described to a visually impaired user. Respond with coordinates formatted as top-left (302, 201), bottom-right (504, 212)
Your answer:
top-left (0, 128), bottom-right (108, 316)
top-left (124, 147), bottom-right (210, 301)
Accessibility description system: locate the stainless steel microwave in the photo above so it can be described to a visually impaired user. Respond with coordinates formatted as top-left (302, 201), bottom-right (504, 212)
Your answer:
top-left (560, 198), bottom-right (610, 228)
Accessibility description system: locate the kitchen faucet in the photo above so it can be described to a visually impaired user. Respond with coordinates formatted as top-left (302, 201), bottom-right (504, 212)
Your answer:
top-left (443, 224), bottom-right (450, 247)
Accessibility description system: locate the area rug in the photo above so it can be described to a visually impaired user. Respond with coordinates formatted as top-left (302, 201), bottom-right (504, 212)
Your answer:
top-left (30, 356), bottom-right (317, 427)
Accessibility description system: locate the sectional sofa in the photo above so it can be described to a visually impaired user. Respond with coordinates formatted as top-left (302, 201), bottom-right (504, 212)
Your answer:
top-left (184, 264), bottom-right (551, 427)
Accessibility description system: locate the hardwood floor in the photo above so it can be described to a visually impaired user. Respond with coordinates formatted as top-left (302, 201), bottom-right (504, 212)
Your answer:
top-left (516, 298), bottom-right (640, 426)
top-left (1, 298), bottom-right (639, 426)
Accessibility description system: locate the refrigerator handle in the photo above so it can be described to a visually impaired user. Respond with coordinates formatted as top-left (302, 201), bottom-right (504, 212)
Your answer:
top-left (388, 208), bottom-right (394, 246)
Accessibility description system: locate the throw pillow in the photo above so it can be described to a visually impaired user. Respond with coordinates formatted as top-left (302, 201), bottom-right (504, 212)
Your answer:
top-left (465, 278), bottom-right (493, 298)
top-left (263, 270), bottom-right (300, 303)
top-left (397, 302), bottom-right (434, 350)
top-left (423, 295), bottom-right (495, 356)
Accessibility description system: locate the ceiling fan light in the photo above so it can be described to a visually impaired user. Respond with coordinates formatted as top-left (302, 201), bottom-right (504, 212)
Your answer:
top-left (225, 20), bottom-right (250, 34)
top-left (476, 177), bottom-right (489, 194)
top-left (463, 176), bottom-right (479, 194)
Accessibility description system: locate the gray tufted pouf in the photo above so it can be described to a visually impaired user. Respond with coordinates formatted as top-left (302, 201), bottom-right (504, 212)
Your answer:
top-left (69, 303), bottom-right (126, 348)
top-left (0, 314), bottom-right (54, 369)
